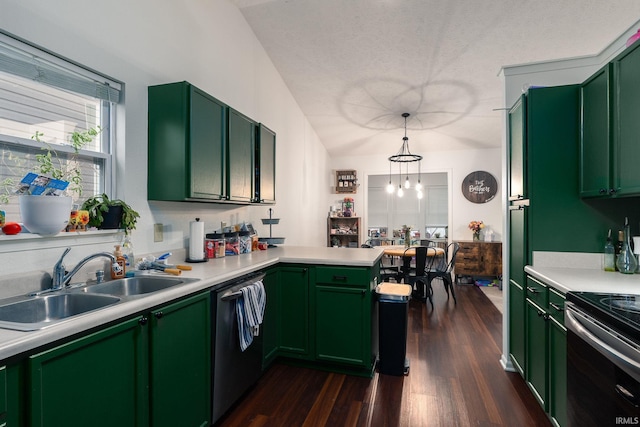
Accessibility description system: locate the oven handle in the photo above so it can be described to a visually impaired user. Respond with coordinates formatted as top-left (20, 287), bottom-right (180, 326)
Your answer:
top-left (565, 302), bottom-right (640, 384)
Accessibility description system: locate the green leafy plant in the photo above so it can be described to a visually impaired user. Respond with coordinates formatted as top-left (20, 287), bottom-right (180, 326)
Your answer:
top-left (0, 178), bottom-right (15, 205)
top-left (81, 193), bottom-right (140, 234)
top-left (31, 127), bottom-right (101, 197)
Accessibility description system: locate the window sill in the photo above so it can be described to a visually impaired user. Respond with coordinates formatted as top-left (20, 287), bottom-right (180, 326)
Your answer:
top-left (0, 229), bottom-right (123, 254)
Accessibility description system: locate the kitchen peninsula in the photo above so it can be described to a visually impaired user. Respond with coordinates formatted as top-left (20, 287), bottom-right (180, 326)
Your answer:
top-left (0, 246), bottom-right (383, 427)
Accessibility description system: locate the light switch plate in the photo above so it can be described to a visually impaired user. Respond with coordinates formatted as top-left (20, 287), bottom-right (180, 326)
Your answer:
top-left (154, 223), bottom-right (163, 242)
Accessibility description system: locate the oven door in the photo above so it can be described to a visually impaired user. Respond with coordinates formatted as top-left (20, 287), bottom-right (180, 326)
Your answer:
top-left (565, 302), bottom-right (640, 426)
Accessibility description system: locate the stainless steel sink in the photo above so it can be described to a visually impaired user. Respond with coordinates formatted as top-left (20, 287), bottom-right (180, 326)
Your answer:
top-left (79, 276), bottom-right (198, 297)
top-left (0, 293), bottom-right (120, 331)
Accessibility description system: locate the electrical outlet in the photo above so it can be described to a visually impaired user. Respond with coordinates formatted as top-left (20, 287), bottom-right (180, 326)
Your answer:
top-left (154, 223), bottom-right (163, 242)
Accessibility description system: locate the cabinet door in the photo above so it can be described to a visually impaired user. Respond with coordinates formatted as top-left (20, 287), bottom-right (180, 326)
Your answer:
top-left (549, 317), bottom-right (567, 427)
top-left (190, 87), bottom-right (226, 200)
top-left (508, 280), bottom-right (525, 376)
top-left (262, 268), bottom-right (280, 368)
top-left (227, 109), bottom-right (255, 202)
top-left (148, 82), bottom-right (227, 201)
top-left (525, 299), bottom-right (548, 410)
top-left (314, 284), bottom-right (369, 366)
top-left (149, 292), bottom-right (211, 427)
top-left (480, 242), bottom-right (502, 276)
top-left (579, 65), bottom-right (612, 197)
top-left (508, 96), bottom-right (526, 200)
top-left (256, 124), bottom-right (276, 204)
top-left (614, 43), bottom-right (640, 196)
top-left (278, 266), bottom-right (310, 358)
top-left (29, 317), bottom-right (148, 427)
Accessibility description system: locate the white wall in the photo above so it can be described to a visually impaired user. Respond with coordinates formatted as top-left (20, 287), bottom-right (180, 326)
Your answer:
top-left (331, 147), bottom-right (503, 245)
top-left (0, 0), bottom-right (331, 275)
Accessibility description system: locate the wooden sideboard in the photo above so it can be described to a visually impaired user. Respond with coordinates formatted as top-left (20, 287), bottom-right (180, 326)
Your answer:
top-left (454, 241), bottom-right (502, 282)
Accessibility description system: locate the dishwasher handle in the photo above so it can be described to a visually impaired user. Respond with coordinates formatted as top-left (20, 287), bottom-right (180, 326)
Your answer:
top-left (220, 272), bottom-right (266, 301)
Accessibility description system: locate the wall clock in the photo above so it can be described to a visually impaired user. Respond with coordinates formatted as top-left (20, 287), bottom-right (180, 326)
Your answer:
top-left (461, 171), bottom-right (497, 203)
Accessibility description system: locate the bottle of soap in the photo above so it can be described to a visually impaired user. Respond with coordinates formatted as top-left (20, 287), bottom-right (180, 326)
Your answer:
top-left (604, 229), bottom-right (615, 272)
top-left (111, 245), bottom-right (126, 279)
top-left (122, 235), bottom-right (135, 275)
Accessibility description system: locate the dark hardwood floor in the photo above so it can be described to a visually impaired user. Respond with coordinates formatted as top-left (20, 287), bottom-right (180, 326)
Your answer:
top-left (216, 281), bottom-right (551, 427)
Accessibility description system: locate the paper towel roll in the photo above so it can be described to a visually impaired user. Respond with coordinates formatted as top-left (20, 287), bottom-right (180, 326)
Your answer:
top-left (189, 218), bottom-right (205, 261)
top-left (634, 236), bottom-right (640, 255)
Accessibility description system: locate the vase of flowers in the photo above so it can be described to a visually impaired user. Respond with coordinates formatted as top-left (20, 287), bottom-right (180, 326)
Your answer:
top-left (402, 224), bottom-right (412, 248)
top-left (468, 220), bottom-right (484, 241)
top-left (342, 197), bottom-right (354, 217)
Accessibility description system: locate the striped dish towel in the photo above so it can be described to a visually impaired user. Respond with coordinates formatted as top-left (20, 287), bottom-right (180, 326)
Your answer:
top-left (236, 280), bottom-right (266, 352)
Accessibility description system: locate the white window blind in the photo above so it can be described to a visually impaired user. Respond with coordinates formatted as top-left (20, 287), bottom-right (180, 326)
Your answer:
top-left (0, 31), bottom-right (119, 222)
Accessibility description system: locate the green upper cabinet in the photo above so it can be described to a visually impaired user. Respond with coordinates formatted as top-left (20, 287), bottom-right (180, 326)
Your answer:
top-left (613, 43), bottom-right (640, 196)
top-left (580, 42), bottom-right (640, 198)
top-left (227, 108), bottom-right (255, 203)
top-left (148, 81), bottom-right (276, 204)
top-left (148, 81), bottom-right (226, 201)
top-left (255, 124), bottom-right (276, 204)
top-left (579, 64), bottom-right (612, 197)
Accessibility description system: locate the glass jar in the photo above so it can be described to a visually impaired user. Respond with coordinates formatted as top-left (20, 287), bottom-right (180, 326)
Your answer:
top-left (224, 232), bottom-right (239, 256)
top-left (205, 233), bottom-right (225, 258)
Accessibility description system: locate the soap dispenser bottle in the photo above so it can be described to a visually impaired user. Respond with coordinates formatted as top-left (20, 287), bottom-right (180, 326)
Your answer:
top-left (616, 217), bottom-right (638, 274)
top-left (111, 245), bottom-right (126, 279)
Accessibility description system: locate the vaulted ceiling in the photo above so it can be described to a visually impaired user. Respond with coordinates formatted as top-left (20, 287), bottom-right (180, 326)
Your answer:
top-left (231, 0), bottom-right (640, 157)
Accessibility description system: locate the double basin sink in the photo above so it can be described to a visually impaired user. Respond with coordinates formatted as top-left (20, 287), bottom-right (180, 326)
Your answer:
top-left (0, 276), bottom-right (199, 331)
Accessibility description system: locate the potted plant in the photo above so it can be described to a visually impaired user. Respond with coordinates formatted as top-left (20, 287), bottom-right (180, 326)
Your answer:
top-left (17, 127), bottom-right (101, 235)
top-left (81, 193), bottom-right (140, 234)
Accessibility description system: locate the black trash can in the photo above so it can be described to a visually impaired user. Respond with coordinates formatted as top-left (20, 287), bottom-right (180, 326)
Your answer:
top-left (376, 282), bottom-right (411, 376)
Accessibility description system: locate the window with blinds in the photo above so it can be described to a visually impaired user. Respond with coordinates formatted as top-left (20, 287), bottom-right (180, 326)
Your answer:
top-left (0, 31), bottom-right (120, 222)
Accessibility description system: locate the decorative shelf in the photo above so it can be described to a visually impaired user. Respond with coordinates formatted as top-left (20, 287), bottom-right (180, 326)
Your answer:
top-left (335, 170), bottom-right (358, 193)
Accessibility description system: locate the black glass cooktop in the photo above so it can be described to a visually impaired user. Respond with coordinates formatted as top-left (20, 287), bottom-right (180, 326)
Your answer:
top-left (567, 292), bottom-right (640, 341)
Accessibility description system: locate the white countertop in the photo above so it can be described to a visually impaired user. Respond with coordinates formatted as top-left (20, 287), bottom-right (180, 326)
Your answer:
top-left (0, 245), bottom-right (384, 361)
top-left (524, 265), bottom-right (640, 295)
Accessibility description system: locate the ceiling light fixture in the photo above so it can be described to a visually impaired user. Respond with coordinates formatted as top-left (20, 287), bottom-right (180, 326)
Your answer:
top-left (388, 112), bottom-right (423, 198)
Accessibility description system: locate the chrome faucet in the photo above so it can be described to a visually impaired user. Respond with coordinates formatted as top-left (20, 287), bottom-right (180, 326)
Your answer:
top-left (51, 247), bottom-right (117, 290)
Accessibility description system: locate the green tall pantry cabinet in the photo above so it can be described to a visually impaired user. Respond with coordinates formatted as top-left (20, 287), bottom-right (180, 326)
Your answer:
top-left (508, 85), bottom-right (589, 427)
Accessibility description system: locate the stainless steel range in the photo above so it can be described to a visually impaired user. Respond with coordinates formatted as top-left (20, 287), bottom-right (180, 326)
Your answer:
top-left (566, 292), bottom-right (640, 427)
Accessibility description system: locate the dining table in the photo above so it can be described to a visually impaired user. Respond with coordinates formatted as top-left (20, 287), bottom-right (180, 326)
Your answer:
top-left (381, 245), bottom-right (446, 283)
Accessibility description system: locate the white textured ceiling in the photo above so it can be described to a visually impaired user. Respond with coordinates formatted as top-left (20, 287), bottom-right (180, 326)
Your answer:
top-left (231, 0), bottom-right (640, 157)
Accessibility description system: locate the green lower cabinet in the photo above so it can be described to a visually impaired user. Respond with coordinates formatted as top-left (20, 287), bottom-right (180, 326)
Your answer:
top-left (262, 268), bottom-right (280, 368)
top-left (278, 266), bottom-right (310, 359)
top-left (149, 292), bottom-right (210, 427)
top-left (28, 291), bottom-right (211, 427)
top-left (508, 280), bottom-right (525, 376)
top-left (29, 317), bottom-right (149, 427)
top-left (549, 317), bottom-right (567, 427)
top-left (525, 298), bottom-right (548, 410)
top-left (314, 284), bottom-right (369, 366)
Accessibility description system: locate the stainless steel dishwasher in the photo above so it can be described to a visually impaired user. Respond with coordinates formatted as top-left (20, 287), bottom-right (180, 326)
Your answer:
top-left (211, 272), bottom-right (266, 424)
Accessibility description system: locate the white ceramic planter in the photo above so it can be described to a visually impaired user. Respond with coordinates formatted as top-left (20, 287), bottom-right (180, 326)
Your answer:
top-left (19, 195), bottom-right (72, 236)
